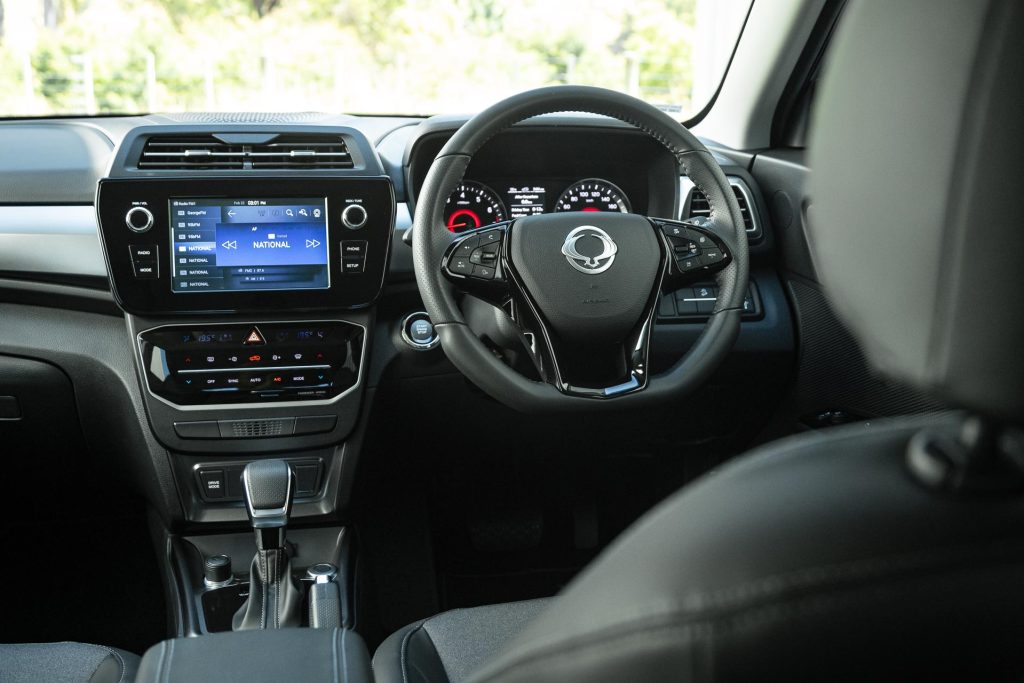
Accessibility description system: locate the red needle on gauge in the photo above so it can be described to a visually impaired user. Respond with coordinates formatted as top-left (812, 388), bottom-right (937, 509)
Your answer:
top-left (447, 209), bottom-right (481, 232)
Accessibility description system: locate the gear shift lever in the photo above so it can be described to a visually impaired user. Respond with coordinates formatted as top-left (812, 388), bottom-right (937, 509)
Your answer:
top-left (232, 460), bottom-right (301, 630)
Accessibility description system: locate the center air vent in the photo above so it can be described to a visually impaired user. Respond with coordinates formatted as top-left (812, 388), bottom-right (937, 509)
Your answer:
top-left (138, 134), bottom-right (353, 171)
top-left (139, 136), bottom-right (244, 170)
top-left (682, 178), bottom-right (761, 238)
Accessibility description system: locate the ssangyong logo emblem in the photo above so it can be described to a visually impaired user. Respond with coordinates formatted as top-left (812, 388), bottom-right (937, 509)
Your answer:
top-left (560, 226), bottom-right (618, 274)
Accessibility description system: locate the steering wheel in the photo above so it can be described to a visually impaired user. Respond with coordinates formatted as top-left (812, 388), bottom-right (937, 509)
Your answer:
top-left (413, 85), bottom-right (749, 412)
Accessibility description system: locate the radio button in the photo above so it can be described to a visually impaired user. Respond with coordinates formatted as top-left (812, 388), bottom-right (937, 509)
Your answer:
top-left (125, 206), bottom-right (154, 232)
top-left (129, 244), bottom-right (158, 260)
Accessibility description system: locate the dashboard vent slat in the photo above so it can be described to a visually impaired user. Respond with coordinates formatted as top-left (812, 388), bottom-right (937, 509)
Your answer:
top-left (137, 134), bottom-right (353, 171)
top-left (685, 181), bottom-right (759, 236)
top-left (249, 135), bottom-right (353, 170)
top-left (139, 136), bottom-right (245, 170)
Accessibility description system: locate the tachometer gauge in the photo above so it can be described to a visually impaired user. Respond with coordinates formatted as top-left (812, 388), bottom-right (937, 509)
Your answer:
top-left (443, 181), bottom-right (508, 233)
top-left (555, 179), bottom-right (632, 213)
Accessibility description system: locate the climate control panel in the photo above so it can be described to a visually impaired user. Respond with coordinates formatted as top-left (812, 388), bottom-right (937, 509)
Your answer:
top-left (137, 321), bottom-right (363, 406)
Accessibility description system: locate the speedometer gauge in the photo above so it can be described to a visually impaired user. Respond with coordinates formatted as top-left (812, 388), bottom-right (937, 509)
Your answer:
top-left (443, 181), bottom-right (508, 233)
top-left (555, 179), bottom-right (631, 214)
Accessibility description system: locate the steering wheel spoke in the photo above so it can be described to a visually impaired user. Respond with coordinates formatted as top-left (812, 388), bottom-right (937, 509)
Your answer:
top-left (441, 222), bottom-right (513, 304)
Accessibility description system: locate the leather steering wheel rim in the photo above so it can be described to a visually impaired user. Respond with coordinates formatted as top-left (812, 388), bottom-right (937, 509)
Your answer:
top-left (412, 85), bottom-right (749, 413)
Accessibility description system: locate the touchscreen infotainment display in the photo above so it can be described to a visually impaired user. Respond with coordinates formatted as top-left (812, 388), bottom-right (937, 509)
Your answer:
top-left (169, 197), bottom-right (330, 293)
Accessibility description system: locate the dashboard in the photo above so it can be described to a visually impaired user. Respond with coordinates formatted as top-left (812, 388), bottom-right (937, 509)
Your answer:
top-left (0, 112), bottom-right (792, 526)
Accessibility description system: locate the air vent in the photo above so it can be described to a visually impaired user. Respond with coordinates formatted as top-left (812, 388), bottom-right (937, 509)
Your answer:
top-left (139, 135), bottom-right (245, 170)
top-left (683, 179), bottom-right (760, 237)
top-left (248, 134), bottom-right (352, 170)
top-left (137, 134), bottom-right (353, 171)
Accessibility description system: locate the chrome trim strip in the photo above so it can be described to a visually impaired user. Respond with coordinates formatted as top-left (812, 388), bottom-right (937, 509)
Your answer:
top-left (178, 364), bottom-right (331, 375)
top-left (135, 318), bottom-right (368, 412)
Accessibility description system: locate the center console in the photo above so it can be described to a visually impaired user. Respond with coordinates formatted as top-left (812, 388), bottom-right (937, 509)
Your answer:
top-left (94, 124), bottom-right (394, 653)
top-left (95, 125), bottom-right (395, 528)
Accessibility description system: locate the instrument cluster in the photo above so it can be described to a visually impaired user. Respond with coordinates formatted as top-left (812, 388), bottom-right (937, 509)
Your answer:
top-left (443, 178), bottom-right (632, 233)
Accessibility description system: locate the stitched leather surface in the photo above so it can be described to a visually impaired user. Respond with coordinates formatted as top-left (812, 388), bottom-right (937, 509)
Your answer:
top-left (410, 85), bottom-right (747, 412)
top-left (232, 549), bottom-right (301, 630)
top-left (135, 628), bottom-right (372, 683)
top-left (467, 413), bottom-right (1024, 681)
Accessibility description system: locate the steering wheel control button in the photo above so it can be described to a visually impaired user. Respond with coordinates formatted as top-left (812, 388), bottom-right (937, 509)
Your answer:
top-left (125, 206), bottom-right (154, 232)
top-left (454, 235), bottom-right (480, 259)
top-left (472, 265), bottom-right (495, 280)
top-left (479, 229), bottom-right (502, 245)
top-left (700, 247), bottom-right (727, 265)
top-left (448, 256), bottom-right (472, 275)
top-left (470, 245), bottom-right (498, 266)
top-left (341, 203), bottom-right (368, 229)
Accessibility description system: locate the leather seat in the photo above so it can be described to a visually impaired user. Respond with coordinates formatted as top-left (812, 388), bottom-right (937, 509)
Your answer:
top-left (375, 0), bottom-right (1024, 681)
top-left (0, 642), bottom-right (140, 682)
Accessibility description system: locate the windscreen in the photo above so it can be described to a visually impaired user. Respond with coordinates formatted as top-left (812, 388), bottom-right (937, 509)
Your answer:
top-left (0, 0), bottom-right (752, 120)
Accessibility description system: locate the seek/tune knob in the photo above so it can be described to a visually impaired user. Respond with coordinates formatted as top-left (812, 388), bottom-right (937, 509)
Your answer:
top-left (125, 206), bottom-right (154, 232)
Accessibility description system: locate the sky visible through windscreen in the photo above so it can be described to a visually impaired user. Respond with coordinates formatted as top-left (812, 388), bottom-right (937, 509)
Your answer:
top-left (0, 0), bottom-right (750, 118)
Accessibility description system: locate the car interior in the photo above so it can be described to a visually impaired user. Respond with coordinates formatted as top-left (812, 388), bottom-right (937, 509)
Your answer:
top-left (1, 0), bottom-right (1022, 680)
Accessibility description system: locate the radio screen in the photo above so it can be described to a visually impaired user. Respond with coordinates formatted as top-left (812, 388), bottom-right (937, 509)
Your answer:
top-left (169, 197), bottom-right (330, 293)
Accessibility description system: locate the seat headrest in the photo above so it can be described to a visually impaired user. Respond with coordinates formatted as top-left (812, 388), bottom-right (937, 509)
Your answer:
top-left (808, 0), bottom-right (1024, 424)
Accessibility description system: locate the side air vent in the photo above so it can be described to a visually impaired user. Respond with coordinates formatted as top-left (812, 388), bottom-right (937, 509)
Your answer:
top-left (681, 177), bottom-right (761, 238)
top-left (138, 134), bottom-right (353, 171)
top-left (139, 135), bottom-right (245, 170)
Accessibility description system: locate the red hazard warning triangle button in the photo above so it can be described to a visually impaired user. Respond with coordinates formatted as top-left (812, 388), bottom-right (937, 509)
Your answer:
top-left (242, 326), bottom-right (266, 345)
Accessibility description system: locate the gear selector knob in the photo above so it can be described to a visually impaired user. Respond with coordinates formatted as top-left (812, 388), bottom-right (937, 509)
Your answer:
top-left (242, 459), bottom-right (294, 551)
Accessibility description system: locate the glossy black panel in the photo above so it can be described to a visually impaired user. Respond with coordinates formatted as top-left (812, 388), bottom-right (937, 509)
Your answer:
top-left (138, 320), bottom-right (363, 406)
top-left (96, 176), bottom-right (394, 315)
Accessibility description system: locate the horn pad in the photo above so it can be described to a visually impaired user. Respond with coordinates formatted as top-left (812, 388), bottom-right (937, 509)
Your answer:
top-left (509, 212), bottom-right (662, 346)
